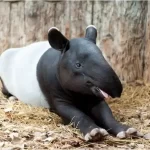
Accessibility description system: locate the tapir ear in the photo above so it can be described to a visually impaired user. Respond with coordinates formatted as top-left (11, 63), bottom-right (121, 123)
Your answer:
top-left (85, 25), bottom-right (97, 44)
top-left (48, 27), bottom-right (69, 51)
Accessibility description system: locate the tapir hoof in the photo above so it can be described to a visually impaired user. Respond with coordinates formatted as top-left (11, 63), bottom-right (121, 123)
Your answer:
top-left (8, 96), bottom-right (17, 101)
top-left (84, 128), bottom-right (108, 141)
top-left (116, 128), bottom-right (142, 139)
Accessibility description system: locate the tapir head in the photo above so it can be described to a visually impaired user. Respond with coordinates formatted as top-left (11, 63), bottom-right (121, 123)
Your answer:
top-left (48, 25), bottom-right (123, 99)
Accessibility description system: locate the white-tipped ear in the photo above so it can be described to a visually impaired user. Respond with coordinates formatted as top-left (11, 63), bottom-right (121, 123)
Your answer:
top-left (48, 27), bottom-right (69, 51)
top-left (48, 27), bottom-right (59, 33)
top-left (86, 25), bottom-right (97, 30)
top-left (85, 25), bottom-right (97, 44)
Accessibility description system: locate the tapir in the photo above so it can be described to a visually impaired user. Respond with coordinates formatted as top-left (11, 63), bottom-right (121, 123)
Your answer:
top-left (0, 25), bottom-right (140, 141)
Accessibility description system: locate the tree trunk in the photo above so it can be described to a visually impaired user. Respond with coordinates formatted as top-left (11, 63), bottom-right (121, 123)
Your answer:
top-left (93, 1), bottom-right (147, 82)
top-left (0, 0), bottom-right (149, 83)
top-left (10, 2), bottom-right (25, 47)
top-left (144, 2), bottom-right (150, 82)
top-left (0, 2), bottom-right (10, 53)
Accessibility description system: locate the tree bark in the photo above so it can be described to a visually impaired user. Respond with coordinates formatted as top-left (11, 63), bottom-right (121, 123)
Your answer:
top-left (0, 2), bottom-right (10, 53)
top-left (10, 2), bottom-right (25, 47)
top-left (144, 2), bottom-right (150, 82)
top-left (70, 1), bottom-right (92, 39)
top-left (55, 1), bottom-right (71, 39)
top-left (94, 1), bottom-right (147, 82)
top-left (0, 1), bottom-right (149, 83)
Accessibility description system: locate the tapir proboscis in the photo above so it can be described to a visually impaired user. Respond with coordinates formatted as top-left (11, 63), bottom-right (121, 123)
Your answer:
top-left (0, 25), bottom-right (142, 141)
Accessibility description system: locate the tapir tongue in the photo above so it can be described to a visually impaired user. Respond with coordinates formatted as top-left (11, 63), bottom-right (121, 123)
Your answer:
top-left (100, 90), bottom-right (109, 98)
top-left (91, 86), bottom-right (109, 99)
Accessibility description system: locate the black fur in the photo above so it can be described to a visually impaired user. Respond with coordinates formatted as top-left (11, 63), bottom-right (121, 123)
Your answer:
top-left (36, 48), bottom-right (128, 137)
top-left (0, 78), bottom-right (12, 98)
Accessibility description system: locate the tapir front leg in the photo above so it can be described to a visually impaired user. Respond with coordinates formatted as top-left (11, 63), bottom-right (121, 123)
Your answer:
top-left (53, 98), bottom-right (108, 141)
top-left (90, 100), bottom-right (138, 139)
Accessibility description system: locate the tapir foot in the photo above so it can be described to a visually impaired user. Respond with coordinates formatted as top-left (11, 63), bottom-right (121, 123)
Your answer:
top-left (116, 128), bottom-right (143, 139)
top-left (84, 128), bottom-right (108, 141)
top-left (8, 96), bottom-right (17, 101)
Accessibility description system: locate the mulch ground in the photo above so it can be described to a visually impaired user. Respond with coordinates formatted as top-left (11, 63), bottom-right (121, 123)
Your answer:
top-left (0, 80), bottom-right (150, 150)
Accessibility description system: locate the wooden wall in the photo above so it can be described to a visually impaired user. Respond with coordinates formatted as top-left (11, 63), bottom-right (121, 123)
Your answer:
top-left (0, 0), bottom-right (149, 83)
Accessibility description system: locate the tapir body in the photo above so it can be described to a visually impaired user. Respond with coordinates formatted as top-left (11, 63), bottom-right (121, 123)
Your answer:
top-left (0, 26), bottom-right (140, 141)
top-left (0, 41), bottom-right (50, 108)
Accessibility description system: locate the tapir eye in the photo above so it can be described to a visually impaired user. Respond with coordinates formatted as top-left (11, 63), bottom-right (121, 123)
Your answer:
top-left (75, 63), bottom-right (82, 68)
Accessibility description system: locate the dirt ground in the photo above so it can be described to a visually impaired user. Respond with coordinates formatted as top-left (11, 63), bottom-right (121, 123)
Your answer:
top-left (0, 81), bottom-right (150, 150)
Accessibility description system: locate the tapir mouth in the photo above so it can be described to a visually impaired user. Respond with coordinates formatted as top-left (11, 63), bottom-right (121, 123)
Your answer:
top-left (91, 86), bottom-right (109, 99)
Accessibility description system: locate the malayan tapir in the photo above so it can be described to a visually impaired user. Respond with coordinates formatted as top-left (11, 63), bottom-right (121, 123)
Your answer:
top-left (0, 25), bottom-right (141, 141)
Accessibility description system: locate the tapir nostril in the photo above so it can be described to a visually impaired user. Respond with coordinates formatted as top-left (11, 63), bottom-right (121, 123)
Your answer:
top-left (86, 81), bottom-right (93, 87)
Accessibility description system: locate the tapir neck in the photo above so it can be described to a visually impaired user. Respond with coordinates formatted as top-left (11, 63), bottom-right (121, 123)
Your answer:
top-left (36, 48), bottom-right (62, 96)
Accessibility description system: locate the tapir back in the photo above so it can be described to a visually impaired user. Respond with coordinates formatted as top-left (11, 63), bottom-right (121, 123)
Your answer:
top-left (0, 41), bottom-right (50, 108)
